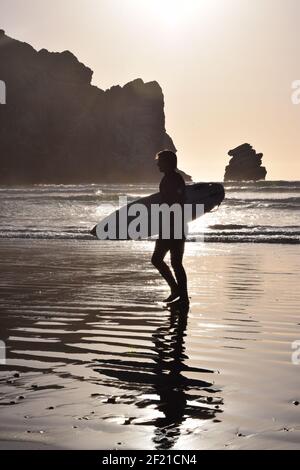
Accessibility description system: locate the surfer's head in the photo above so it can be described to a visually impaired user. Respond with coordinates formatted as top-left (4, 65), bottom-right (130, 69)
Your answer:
top-left (156, 150), bottom-right (177, 173)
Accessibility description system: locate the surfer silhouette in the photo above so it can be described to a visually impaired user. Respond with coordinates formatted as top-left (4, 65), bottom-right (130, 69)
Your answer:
top-left (151, 150), bottom-right (189, 304)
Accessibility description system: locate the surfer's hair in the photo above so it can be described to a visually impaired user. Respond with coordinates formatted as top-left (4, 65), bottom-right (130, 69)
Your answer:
top-left (156, 150), bottom-right (177, 170)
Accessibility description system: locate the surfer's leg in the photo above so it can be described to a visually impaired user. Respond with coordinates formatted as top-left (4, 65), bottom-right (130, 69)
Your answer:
top-left (170, 240), bottom-right (188, 302)
top-left (151, 240), bottom-right (179, 295)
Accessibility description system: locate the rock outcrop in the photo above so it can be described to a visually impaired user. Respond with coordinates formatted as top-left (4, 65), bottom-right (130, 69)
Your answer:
top-left (224, 143), bottom-right (267, 181)
top-left (0, 30), bottom-right (191, 184)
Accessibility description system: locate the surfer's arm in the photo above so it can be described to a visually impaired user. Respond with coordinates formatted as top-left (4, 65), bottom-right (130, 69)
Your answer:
top-left (160, 174), bottom-right (185, 205)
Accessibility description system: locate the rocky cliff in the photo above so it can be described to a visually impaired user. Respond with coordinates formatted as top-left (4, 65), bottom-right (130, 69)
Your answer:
top-left (224, 143), bottom-right (267, 181)
top-left (0, 30), bottom-right (190, 184)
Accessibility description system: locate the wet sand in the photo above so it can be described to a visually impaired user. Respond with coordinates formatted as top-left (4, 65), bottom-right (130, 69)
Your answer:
top-left (0, 239), bottom-right (299, 450)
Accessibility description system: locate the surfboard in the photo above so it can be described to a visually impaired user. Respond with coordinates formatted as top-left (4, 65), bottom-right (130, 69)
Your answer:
top-left (90, 182), bottom-right (225, 240)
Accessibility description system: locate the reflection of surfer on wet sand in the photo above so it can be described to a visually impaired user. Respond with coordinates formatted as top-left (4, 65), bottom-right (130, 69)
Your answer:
top-left (92, 299), bottom-right (222, 451)
top-left (152, 301), bottom-right (222, 449)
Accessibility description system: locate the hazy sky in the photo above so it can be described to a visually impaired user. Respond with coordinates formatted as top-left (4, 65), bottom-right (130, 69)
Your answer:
top-left (1, 0), bottom-right (299, 180)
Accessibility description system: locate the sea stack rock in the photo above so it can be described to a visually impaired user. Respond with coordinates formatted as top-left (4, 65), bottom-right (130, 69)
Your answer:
top-left (224, 143), bottom-right (267, 181)
top-left (0, 31), bottom-right (191, 184)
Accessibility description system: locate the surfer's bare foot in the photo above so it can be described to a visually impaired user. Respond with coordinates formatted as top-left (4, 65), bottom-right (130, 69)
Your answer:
top-left (163, 291), bottom-right (180, 303)
top-left (171, 296), bottom-right (190, 307)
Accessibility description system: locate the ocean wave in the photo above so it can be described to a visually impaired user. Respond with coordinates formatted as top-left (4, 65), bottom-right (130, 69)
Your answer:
top-left (1, 181), bottom-right (299, 194)
top-left (225, 186), bottom-right (300, 193)
top-left (224, 197), bottom-right (300, 209)
top-left (209, 224), bottom-right (300, 232)
top-left (223, 180), bottom-right (300, 189)
top-left (0, 228), bottom-right (299, 244)
top-left (0, 194), bottom-right (143, 205)
top-left (0, 182), bottom-right (299, 244)
top-left (0, 229), bottom-right (91, 241)
top-left (200, 236), bottom-right (299, 244)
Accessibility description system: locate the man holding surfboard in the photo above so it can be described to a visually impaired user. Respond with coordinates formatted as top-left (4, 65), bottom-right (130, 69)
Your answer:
top-left (151, 150), bottom-right (189, 305)
top-left (90, 151), bottom-right (224, 306)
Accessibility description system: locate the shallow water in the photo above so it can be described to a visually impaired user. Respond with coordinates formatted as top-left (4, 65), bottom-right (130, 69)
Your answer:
top-left (0, 181), bottom-right (299, 243)
top-left (0, 240), bottom-right (299, 449)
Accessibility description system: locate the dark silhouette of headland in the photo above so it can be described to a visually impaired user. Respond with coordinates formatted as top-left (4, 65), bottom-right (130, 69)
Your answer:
top-left (224, 143), bottom-right (267, 181)
top-left (0, 30), bottom-right (191, 184)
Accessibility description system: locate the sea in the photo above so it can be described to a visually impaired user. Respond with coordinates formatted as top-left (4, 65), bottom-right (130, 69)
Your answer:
top-left (0, 180), bottom-right (299, 244)
top-left (0, 181), bottom-right (300, 450)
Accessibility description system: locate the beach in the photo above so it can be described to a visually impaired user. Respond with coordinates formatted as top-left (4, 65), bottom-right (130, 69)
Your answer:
top-left (0, 238), bottom-right (300, 450)
top-left (1, 0), bottom-right (300, 454)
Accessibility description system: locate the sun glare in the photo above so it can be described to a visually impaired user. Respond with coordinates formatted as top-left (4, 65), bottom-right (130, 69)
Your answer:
top-left (133, 0), bottom-right (202, 30)
top-left (125, 0), bottom-right (224, 35)
top-left (156, 0), bottom-right (195, 28)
